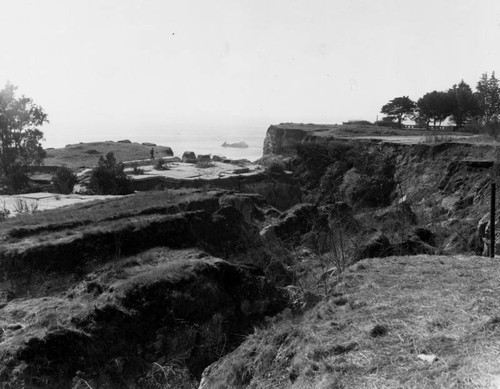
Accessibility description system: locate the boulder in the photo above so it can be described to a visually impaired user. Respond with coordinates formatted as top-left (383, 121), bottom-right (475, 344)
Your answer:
top-left (141, 142), bottom-right (157, 147)
top-left (197, 154), bottom-right (211, 163)
top-left (117, 139), bottom-right (132, 143)
top-left (182, 151), bottom-right (197, 163)
top-left (268, 203), bottom-right (318, 246)
top-left (163, 147), bottom-right (174, 157)
top-left (374, 202), bottom-right (417, 227)
top-left (354, 232), bottom-right (392, 260)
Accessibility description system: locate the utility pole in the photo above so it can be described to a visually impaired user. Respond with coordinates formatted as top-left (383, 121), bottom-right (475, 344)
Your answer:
top-left (491, 180), bottom-right (496, 258)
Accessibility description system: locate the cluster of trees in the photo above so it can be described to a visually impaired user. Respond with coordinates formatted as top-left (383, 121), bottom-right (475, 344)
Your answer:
top-left (0, 83), bottom-right (133, 195)
top-left (381, 72), bottom-right (500, 131)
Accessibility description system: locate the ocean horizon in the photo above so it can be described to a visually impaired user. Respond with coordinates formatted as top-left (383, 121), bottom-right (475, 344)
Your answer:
top-left (42, 124), bottom-right (268, 162)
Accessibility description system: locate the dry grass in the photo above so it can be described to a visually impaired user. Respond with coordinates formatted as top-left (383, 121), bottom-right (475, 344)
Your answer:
top-left (0, 188), bottom-right (211, 240)
top-left (44, 141), bottom-right (174, 169)
top-left (201, 254), bottom-right (500, 388)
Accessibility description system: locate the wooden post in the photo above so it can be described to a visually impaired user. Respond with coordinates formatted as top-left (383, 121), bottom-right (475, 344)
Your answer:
top-left (491, 181), bottom-right (496, 258)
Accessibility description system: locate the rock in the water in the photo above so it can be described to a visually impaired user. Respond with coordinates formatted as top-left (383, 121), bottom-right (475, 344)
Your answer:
top-left (221, 141), bottom-right (248, 148)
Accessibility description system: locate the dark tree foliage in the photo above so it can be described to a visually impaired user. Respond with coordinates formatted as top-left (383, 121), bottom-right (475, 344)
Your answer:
top-left (89, 152), bottom-right (133, 195)
top-left (448, 81), bottom-right (480, 128)
top-left (0, 83), bottom-right (48, 176)
top-left (416, 91), bottom-right (455, 129)
top-left (52, 166), bottom-right (77, 194)
top-left (380, 96), bottom-right (416, 128)
top-left (475, 72), bottom-right (500, 125)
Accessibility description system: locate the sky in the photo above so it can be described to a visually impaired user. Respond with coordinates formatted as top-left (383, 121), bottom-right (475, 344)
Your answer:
top-left (1, 0), bottom-right (500, 147)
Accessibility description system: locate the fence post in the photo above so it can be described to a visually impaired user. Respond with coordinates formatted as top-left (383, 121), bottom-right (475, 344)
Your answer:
top-left (491, 181), bottom-right (496, 258)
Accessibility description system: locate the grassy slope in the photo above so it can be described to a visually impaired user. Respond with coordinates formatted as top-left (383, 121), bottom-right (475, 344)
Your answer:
top-left (0, 189), bottom-right (205, 238)
top-left (44, 141), bottom-right (174, 169)
top-left (202, 254), bottom-right (500, 389)
top-left (272, 123), bottom-right (472, 137)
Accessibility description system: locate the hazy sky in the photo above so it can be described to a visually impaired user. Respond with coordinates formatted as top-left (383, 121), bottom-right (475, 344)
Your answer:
top-left (1, 0), bottom-right (500, 145)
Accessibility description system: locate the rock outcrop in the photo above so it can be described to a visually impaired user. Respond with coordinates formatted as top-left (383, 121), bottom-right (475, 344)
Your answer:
top-left (182, 151), bottom-right (197, 163)
top-left (0, 254), bottom-right (287, 388)
top-left (221, 141), bottom-right (248, 148)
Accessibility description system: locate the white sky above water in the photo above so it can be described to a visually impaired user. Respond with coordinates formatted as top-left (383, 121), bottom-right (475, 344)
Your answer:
top-left (1, 0), bottom-right (500, 146)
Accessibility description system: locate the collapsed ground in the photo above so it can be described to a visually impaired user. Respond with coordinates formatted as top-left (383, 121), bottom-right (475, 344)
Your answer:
top-left (2, 125), bottom-right (500, 388)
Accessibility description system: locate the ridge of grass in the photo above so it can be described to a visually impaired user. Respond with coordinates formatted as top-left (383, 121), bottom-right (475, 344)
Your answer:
top-left (201, 254), bottom-right (500, 389)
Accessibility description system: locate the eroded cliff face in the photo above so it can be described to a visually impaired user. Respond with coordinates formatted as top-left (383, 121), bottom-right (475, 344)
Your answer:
top-left (0, 188), bottom-right (332, 388)
top-left (263, 124), bottom-right (316, 156)
top-left (263, 123), bottom-right (500, 254)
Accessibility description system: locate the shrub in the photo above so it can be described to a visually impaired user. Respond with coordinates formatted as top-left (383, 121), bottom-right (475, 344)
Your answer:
top-left (13, 197), bottom-right (39, 214)
top-left (6, 163), bottom-right (29, 192)
top-left (265, 161), bottom-right (285, 175)
top-left (0, 201), bottom-right (10, 221)
top-left (89, 152), bottom-right (133, 195)
top-left (196, 160), bottom-right (215, 169)
top-left (132, 164), bottom-right (144, 175)
top-left (154, 158), bottom-right (169, 170)
top-left (52, 166), bottom-right (77, 194)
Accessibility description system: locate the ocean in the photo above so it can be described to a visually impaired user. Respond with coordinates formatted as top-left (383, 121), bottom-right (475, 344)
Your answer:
top-left (43, 124), bottom-right (268, 162)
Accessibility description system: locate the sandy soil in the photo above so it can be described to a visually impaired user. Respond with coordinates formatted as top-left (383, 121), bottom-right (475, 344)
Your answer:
top-left (0, 193), bottom-right (116, 217)
top-left (126, 160), bottom-right (262, 180)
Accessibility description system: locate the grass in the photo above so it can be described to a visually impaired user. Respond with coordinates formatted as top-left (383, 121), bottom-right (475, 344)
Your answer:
top-left (44, 141), bottom-right (174, 169)
top-left (201, 254), bottom-right (500, 388)
top-left (0, 188), bottom-right (212, 240)
top-left (421, 134), bottom-right (454, 143)
top-left (272, 123), bottom-right (474, 138)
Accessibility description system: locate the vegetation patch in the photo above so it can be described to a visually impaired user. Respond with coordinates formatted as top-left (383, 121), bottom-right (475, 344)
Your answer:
top-left (200, 255), bottom-right (500, 388)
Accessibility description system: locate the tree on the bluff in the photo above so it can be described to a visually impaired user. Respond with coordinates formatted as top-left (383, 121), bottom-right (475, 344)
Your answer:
top-left (380, 96), bottom-right (416, 128)
top-left (448, 80), bottom-right (480, 128)
top-left (416, 91), bottom-right (455, 129)
top-left (475, 72), bottom-right (500, 125)
top-left (89, 152), bottom-right (133, 195)
top-left (0, 83), bottom-right (48, 177)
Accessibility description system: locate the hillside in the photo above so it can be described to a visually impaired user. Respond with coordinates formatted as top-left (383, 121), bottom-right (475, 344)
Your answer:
top-left (200, 254), bottom-right (500, 388)
top-left (44, 141), bottom-right (174, 169)
top-left (3, 123), bottom-right (500, 388)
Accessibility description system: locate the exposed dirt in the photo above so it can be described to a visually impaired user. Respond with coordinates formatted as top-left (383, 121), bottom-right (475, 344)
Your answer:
top-left (0, 189), bottom-right (299, 388)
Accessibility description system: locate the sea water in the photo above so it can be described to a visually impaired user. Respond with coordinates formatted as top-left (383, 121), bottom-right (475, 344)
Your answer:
top-left (43, 124), bottom-right (268, 162)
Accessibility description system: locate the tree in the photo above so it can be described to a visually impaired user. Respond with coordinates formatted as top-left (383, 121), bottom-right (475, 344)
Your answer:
top-left (475, 72), bottom-right (500, 125)
top-left (52, 166), bottom-right (77, 194)
top-left (89, 152), bottom-right (133, 195)
top-left (416, 91), bottom-right (455, 129)
top-left (380, 96), bottom-right (416, 128)
top-left (0, 83), bottom-right (48, 176)
top-left (448, 80), bottom-right (480, 128)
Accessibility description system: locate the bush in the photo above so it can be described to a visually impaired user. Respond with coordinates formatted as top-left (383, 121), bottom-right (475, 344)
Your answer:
top-left (154, 158), bottom-right (169, 170)
top-left (6, 164), bottom-right (29, 193)
top-left (265, 161), bottom-right (285, 175)
top-left (52, 166), bottom-right (77, 194)
top-left (375, 120), bottom-right (399, 128)
top-left (132, 164), bottom-right (144, 175)
top-left (89, 152), bottom-right (133, 195)
top-left (343, 120), bottom-right (373, 126)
